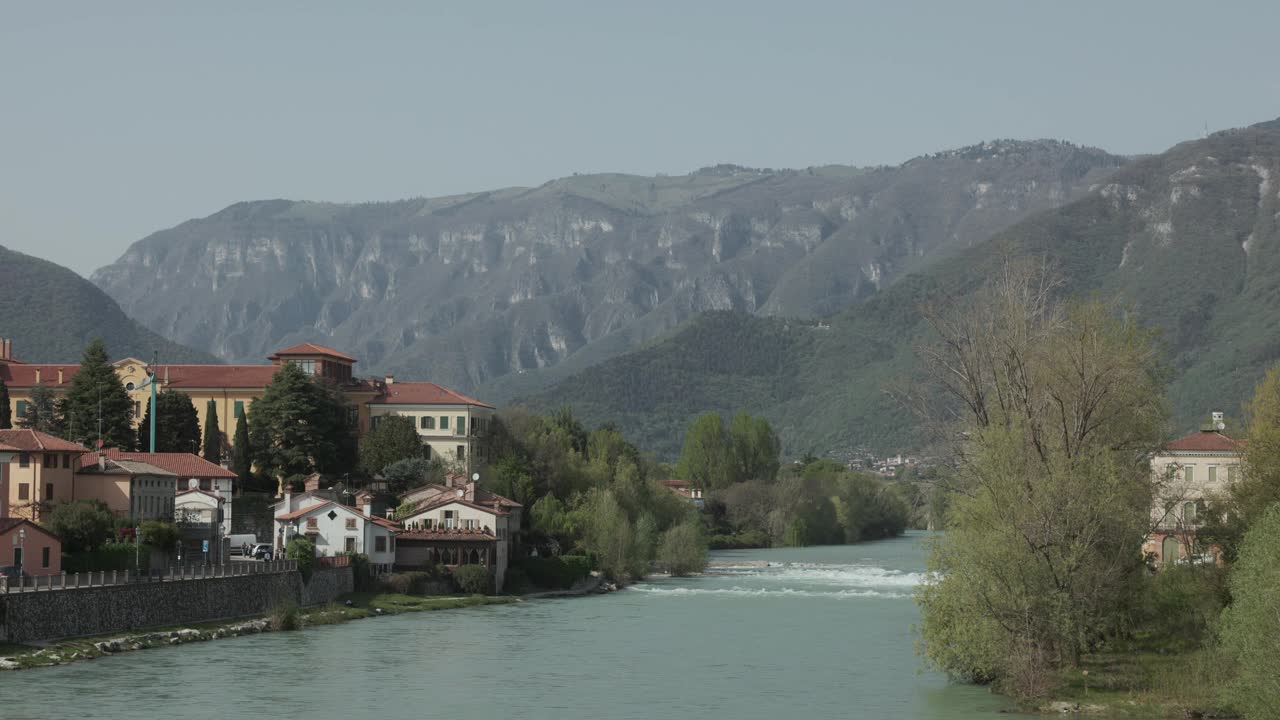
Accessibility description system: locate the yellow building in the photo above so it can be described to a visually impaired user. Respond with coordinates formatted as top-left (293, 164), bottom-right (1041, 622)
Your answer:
top-left (0, 429), bottom-right (89, 521)
top-left (1, 339), bottom-right (491, 473)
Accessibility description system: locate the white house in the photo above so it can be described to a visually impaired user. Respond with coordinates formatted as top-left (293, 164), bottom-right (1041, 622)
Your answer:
top-left (174, 488), bottom-right (224, 525)
top-left (366, 380), bottom-right (495, 474)
top-left (398, 482), bottom-right (520, 591)
top-left (274, 498), bottom-right (399, 571)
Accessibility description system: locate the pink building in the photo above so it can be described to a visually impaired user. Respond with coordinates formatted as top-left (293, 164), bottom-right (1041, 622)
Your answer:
top-left (0, 517), bottom-right (62, 577)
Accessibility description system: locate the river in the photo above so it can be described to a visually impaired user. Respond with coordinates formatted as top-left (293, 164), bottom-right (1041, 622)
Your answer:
top-left (0, 532), bottom-right (1011, 719)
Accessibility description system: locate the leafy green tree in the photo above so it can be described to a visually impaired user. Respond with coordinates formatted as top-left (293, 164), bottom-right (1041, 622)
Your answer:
top-left (202, 400), bottom-right (222, 465)
top-left (914, 264), bottom-right (1166, 699)
top-left (452, 564), bottom-right (494, 595)
top-left (139, 520), bottom-right (181, 551)
top-left (17, 383), bottom-right (59, 433)
top-left (580, 488), bottom-right (642, 581)
top-left (382, 457), bottom-right (445, 495)
top-left (248, 363), bottom-right (356, 483)
top-left (286, 536), bottom-right (317, 581)
top-left (232, 405), bottom-right (254, 485)
top-left (728, 412), bottom-right (781, 482)
top-left (58, 339), bottom-right (134, 449)
top-left (0, 376), bottom-right (9, 429)
top-left (657, 519), bottom-right (708, 576)
top-left (359, 414), bottom-right (422, 477)
top-left (44, 499), bottom-right (115, 553)
top-left (137, 389), bottom-right (201, 453)
top-left (1220, 504), bottom-right (1280, 718)
top-left (676, 412), bottom-right (733, 490)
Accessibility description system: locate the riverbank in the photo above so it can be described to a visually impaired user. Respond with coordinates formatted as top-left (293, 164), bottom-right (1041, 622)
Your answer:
top-left (1030, 647), bottom-right (1235, 718)
top-left (0, 592), bottom-right (517, 672)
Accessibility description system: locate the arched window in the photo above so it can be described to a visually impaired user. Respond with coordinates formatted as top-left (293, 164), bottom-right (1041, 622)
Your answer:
top-left (1162, 536), bottom-right (1181, 566)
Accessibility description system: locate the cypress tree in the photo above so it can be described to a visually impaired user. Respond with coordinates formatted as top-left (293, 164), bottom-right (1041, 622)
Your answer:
top-left (232, 405), bottom-right (253, 485)
top-left (0, 377), bottom-right (10, 429)
top-left (202, 400), bottom-right (222, 464)
top-left (59, 339), bottom-right (134, 450)
top-left (136, 389), bottom-right (201, 453)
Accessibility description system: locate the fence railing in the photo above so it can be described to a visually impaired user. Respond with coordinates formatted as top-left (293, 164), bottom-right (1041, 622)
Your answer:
top-left (0, 559), bottom-right (300, 594)
top-left (316, 555), bottom-right (351, 568)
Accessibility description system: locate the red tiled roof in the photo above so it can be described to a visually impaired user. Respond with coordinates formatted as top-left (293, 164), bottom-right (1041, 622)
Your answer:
top-left (83, 449), bottom-right (237, 479)
top-left (405, 495), bottom-right (509, 517)
top-left (275, 499), bottom-right (398, 530)
top-left (370, 382), bottom-right (493, 408)
top-left (0, 364), bottom-right (79, 388)
top-left (1165, 431), bottom-right (1243, 453)
top-left (269, 343), bottom-right (356, 362)
top-left (0, 517), bottom-right (61, 542)
top-left (658, 479), bottom-right (691, 488)
top-left (0, 429), bottom-right (90, 453)
top-left (396, 527), bottom-right (497, 542)
top-left (276, 500), bottom-right (340, 521)
top-left (154, 365), bottom-right (280, 389)
top-left (472, 487), bottom-right (522, 509)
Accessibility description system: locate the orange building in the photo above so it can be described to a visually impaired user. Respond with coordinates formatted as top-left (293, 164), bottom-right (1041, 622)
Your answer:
top-left (0, 517), bottom-right (62, 577)
top-left (0, 429), bottom-right (91, 522)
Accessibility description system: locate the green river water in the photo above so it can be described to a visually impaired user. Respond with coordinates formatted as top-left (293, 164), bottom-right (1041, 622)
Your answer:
top-left (0, 532), bottom-right (1013, 719)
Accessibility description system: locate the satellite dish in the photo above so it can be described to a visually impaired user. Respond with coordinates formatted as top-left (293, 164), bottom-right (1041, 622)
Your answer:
top-left (1216, 421), bottom-right (1226, 431)
top-left (471, 473), bottom-right (480, 482)
top-left (456, 489), bottom-right (464, 498)
top-left (188, 479), bottom-right (199, 490)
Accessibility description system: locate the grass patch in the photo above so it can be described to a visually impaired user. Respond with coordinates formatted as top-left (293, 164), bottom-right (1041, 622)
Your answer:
top-left (1045, 646), bottom-right (1236, 718)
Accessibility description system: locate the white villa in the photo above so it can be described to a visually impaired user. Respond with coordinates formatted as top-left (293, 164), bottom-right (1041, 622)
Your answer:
top-left (1145, 412), bottom-right (1243, 566)
top-left (366, 379), bottom-right (495, 474)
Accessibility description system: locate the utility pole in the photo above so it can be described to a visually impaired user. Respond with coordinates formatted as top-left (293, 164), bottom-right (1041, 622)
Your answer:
top-left (150, 351), bottom-right (158, 454)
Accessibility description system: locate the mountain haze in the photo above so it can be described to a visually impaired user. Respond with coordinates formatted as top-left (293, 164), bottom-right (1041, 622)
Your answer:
top-left (92, 141), bottom-right (1125, 390)
top-left (518, 120), bottom-right (1280, 459)
top-left (0, 245), bottom-right (218, 364)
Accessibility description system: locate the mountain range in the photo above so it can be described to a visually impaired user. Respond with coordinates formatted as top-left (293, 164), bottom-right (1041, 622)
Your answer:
top-left (516, 120), bottom-right (1280, 458)
top-left (90, 141), bottom-right (1124, 392)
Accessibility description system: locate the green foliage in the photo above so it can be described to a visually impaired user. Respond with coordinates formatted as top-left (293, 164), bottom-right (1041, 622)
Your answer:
top-left (676, 412), bottom-right (733, 489)
top-left (579, 488), bottom-right (651, 581)
top-left (1136, 566), bottom-right (1228, 653)
top-left (0, 377), bottom-right (9, 429)
top-left (383, 569), bottom-right (443, 595)
top-left (451, 564), bottom-right (494, 595)
top-left (138, 520), bottom-right (181, 551)
top-left (231, 406), bottom-right (253, 485)
top-left (728, 411), bottom-right (781, 482)
top-left (0, 244), bottom-right (218, 367)
top-left (17, 383), bottom-right (58, 432)
top-left (516, 555), bottom-right (593, 590)
top-left (286, 537), bottom-right (316, 581)
top-left (1220, 504), bottom-right (1280, 718)
top-left (382, 457), bottom-right (446, 495)
top-left (269, 600), bottom-right (301, 631)
top-left (137, 389), bottom-right (200, 453)
top-left (359, 414), bottom-right (423, 477)
top-left (249, 363), bottom-right (357, 482)
top-left (202, 400), bottom-right (222, 465)
top-left (44, 499), bottom-right (115, 553)
top-left (57, 339), bottom-right (135, 450)
top-left (62, 542), bottom-right (148, 573)
top-left (657, 520), bottom-right (707, 576)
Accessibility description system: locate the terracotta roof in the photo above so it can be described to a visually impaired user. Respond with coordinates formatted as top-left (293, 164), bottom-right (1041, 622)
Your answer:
top-left (0, 364), bottom-right (79, 388)
top-left (396, 527), bottom-right (497, 542)
top-left (0, 517), bottom-right (61, 541)
top-left (406, 495), bottom-right (509, 518)
top-left (77, 457), bottom-right (176, 477)
top-left (275, 499), bottom-right (398, 530)
top-left (0, 429), bottom-right (90, 453)
top-left (84, 449), bottom-right (236, 479)
top-left (472, 487), bottom-right (522, 509)
top-left (153, 365), bottom-right (280, 389)
top-left (269, 343), bottom-right (356, 362)
top-left (1165, 431), bottom-right (1243, 453)
top-left (370, 381), bottom-right (494, 408)
top-left (658, 479), bottom-right (691, 488)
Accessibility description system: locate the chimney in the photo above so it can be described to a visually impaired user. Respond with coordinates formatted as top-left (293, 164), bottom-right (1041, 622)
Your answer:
top-left (0, 338), bottom-right (9, 360)
top-left (34, 368), bottom-right (41, 384)
top-left (464, 480), bottom-right (476, 503)
top-left (363, 498), bottom-right (374, 517)
top-left (304, 474), bottom-right (320, 492)
top-left (384, 374), bottom-right (395, 385)
top-left (163, 366), bottom-right (169, 385)
top-left (98, 453), bottom-right (106, 471)
top-left (1212, 411), bottom-right (1226, 431)
top-left (57, 368), bottom-right (64, 385)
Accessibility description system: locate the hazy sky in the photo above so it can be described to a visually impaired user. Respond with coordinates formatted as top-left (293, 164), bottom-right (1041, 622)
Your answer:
top-left (4, 2), bottom-right (1279, 276)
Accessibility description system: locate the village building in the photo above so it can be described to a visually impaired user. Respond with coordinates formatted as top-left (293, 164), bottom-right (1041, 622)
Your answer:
top-left (0, 429), bottom-right (91, 521)
top-left (1145, 412), bottom-right (1243, 566)
top-left (273, 498), bottom-right (399, 571)
top-left (73, 454), bottom-right (177, 522)
top-left (0, 517), bottom-right (62, 577)
top-left (84, 449), bottom-right (237, 535)
top-left (396, 476), bottom-right (521, 591)
top-left (366, 380), bottom-right (495, 474)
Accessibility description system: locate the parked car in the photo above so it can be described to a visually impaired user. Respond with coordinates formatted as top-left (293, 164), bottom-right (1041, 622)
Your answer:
top-left (250, 543), bottom-right (274, 561)
top-left (0, 565), bottom-right (29, 579)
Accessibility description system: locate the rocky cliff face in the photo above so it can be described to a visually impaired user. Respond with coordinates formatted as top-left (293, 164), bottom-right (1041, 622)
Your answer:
top-left (91, 141), bottom-right (1125, 390)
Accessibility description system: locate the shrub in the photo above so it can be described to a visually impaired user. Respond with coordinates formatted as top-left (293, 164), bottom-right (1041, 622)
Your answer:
top-left (1137, 565), bottom-right (1228, 651)
top-left (63, 542), bottom-right (148, 573)
top-left (286, 537), bottom-right (316, 581)
top-left (44, 499), bottom-right (115, 553)
top-left (657, 520), bottom-right (708, 576)
top-left (452, 564), bottom-right (494, 595)
top-left (348, 553), bottom-right (376, 592)
top-left (269, 600), bottom-right (301, 631)
top-left (139, 521), bottom-right (181, 552)
top-left (383, 570), bottom-right (439, 595)
top-left (1220, 504), bottom-right (1280, 717)
top-left (517, 555), bottom-right (593, 590)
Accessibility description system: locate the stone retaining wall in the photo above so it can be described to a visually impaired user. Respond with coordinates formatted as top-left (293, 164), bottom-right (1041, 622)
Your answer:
top-left (0, 567), bottom-right (353, 643)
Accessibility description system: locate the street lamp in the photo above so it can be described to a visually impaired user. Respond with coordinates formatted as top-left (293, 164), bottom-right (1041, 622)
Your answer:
top-left (16, 528), bottom-right (26, 581)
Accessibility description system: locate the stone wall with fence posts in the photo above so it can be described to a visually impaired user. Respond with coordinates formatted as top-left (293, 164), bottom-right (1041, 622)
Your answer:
top-left (0, 561), bottom-right (354, 643)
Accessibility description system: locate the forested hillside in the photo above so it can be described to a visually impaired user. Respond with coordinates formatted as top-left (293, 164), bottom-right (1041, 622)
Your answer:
top-left (0, 245), bottom-right (218, 364)
top-left (521, 120), bottom-right (1280, 459)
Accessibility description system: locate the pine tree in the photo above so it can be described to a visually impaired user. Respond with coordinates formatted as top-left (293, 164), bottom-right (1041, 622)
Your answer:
top-left (202, 400), bottom-right (222, 464)
top-left (0, 376), bottom-right (10, 429)
top-left (18, 384), bottom-right (59, 433)
top-left (136, 389), bottom-right (200, 453)
top-left (59, 339), bottom-right (134, 450)
top-left (358, 414), bottom-right (422, 476)
top-left (232, 404), bottom-right (254, 486)
top-left (249, 363), bottom-right (355, 482)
